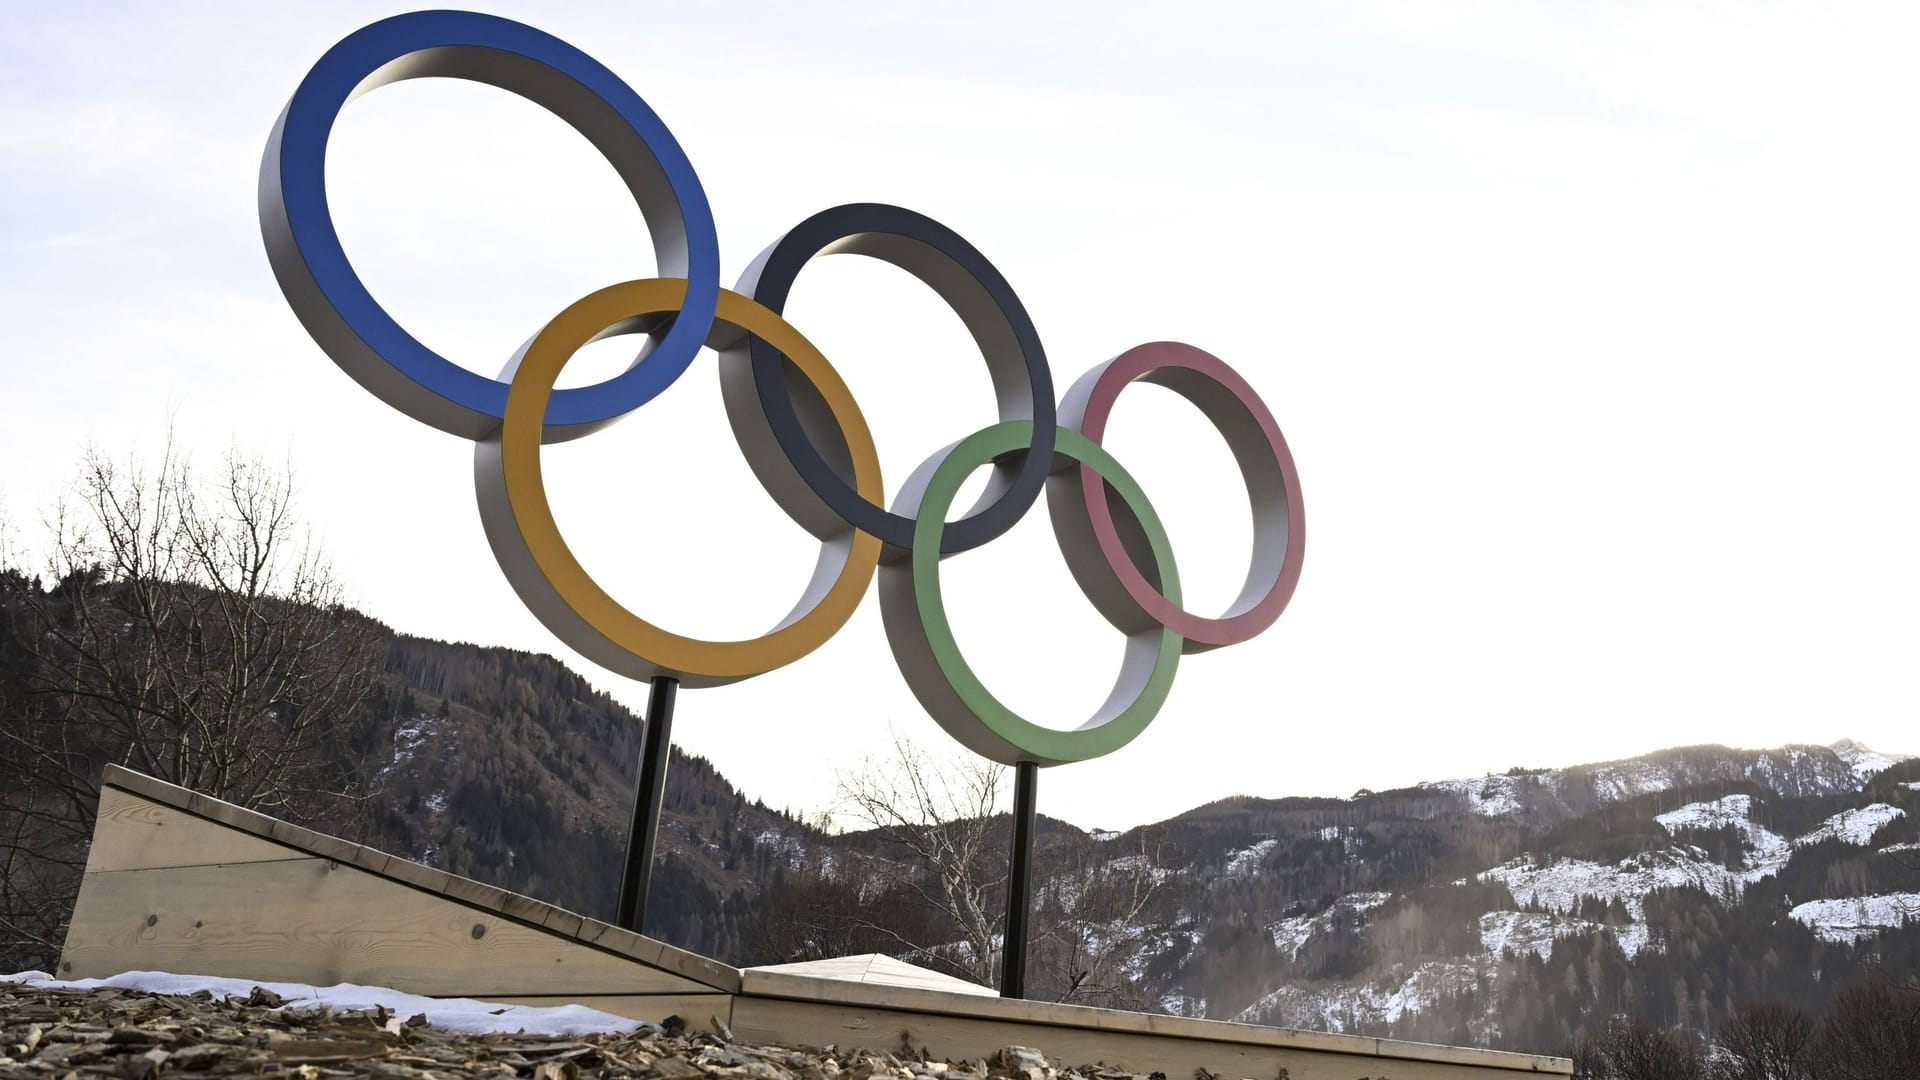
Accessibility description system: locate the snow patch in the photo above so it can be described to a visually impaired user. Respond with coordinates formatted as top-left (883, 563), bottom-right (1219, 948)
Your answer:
top-left (1796, 804), bottom-right (1906, 847)
top-left (1424, 775), bottom-right (1524, 816)
top-left (1586, 760), bottom-right (1675, 802)
top-left (1225, 838), bottom-right (1277, 876)
top-left (1488, 793), bottom-right (1792, 928)
top-left (1236, 961), bottom-right (1480, 1032)
top-left (1656, 793), bottom-right (1755, 833)
top-left (1657, 795), bottom-right (1792, 871)
top-left (1268, 892), bottom-right (1391, 958)
top-left (1107, 853), bottom-right (1172, 883)
top-left (1788, 894), bottom-right (1920, 944)
top-left (1478, 910), bottom-right (1602, 960)
top-left (0, 970), bottom-right (642, 1035)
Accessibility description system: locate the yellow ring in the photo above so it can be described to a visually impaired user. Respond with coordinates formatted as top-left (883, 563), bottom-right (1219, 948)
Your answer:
top-left (485, 279), bottom-right (883, 687)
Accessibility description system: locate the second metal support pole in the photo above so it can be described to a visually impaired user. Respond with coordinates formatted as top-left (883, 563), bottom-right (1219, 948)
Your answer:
top-left (1001, 760), bottom-right (1039, 998)
top-left (616, 675), bottom-right (678, 935)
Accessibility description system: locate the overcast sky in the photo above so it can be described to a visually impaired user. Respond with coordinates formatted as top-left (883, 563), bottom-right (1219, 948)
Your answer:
top-left (2, 0), bottom-right (1915, 831)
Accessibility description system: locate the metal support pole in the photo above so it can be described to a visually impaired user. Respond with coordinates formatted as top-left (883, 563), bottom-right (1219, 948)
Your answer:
top-left (617, 675), bottom-right (678, 934)
top-left (1001, 760), bottom-right (1039, 998)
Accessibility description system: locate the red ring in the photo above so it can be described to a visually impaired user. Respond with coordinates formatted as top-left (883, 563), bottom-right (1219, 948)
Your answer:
top-left (1064, 342), bottom-right (1304, 651)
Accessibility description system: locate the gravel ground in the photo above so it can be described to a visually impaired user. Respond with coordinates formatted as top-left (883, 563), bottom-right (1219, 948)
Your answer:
top-left (0, 982), bottom-right (1166, 1080)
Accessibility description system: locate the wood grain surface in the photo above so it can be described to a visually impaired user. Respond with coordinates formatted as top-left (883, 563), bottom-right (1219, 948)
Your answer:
top-left (62, 858), bottom-right (712, 997)
top-left (732, 995), bottom-right (1567, 1079)
top-left (84, 787), bottom-right (304, 873)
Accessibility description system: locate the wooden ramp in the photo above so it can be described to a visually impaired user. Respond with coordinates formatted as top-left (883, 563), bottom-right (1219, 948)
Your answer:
top-left (64, 768), bottom-right (1571, 1078)
top-left (748, 954), bottom-right (1000, 997)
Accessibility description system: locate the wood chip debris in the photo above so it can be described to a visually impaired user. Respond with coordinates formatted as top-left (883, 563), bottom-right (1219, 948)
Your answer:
top-left (0, 984), bottom-right (1179, 1080)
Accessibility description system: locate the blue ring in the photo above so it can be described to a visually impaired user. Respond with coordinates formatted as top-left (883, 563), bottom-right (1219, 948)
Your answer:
top-left (262, 10), bottom-right (719, 434)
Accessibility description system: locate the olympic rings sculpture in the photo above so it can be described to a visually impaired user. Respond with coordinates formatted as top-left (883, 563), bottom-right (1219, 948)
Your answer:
top-left (261, 11), bottom-right (1305, 767)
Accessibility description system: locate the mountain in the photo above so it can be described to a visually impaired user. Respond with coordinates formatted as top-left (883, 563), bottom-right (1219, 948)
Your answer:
top-left (354, 634), bottom-right (1919, 1057)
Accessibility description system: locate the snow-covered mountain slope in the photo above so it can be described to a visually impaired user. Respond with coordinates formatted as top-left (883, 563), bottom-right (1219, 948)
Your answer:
top-left (1796, 804), bottom-right (1906, 847)
top-left (1418, 740), bottom-right (1913, 823)
top-left (1789, 894), bottom-right (1920, 944)
top-left (1118, 740), bottom-right (1920, 1052)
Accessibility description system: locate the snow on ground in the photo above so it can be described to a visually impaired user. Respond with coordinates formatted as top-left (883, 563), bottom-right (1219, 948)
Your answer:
top-left (378, 715), bottom-right (437, 776)
top-left (1318, 825), bottom-right (1359, 846)
top-left (0, 971), bottom-right (641, 1035)
top-left (1225, 838), bottom-right (1277, 876)
top-left (1478, 844), bottom-right (1763, 960)
top-left (1612, 922), bottom-right (1652, 957)
top-left (1487, 850), bottom-right (1745, 912)
top-left (1089, 829), bottom-right (1120, 842)
top-left (1478, 911), bottom-right (1604, 960)
top-left (1158, 990), bottom-right (1205, 1018)
top-left (1475, 792), bottom-right (1920, 962)
top-left (1903, 781), bottom-right (1920, 792)
top-left (1106, 854), bottom-right (1172, 883)
top-left (1235, 960), bottom-right (1481, 1033)
top-left (1488, 798), bottom-right (1789, 924)
top-left (1424, 775), bottom-right (1524, 816)
top-left (1657, 795), bottom-right (1792, 871)
top-left (1882, 842), bottom-right (1920, 855)
top-left (1796, 804), bottom-right (1906, 847)
top-left (1788, 894), bottom-right (1920, 944)
top-left (1266, 892), bottom-right (1392, 958)
top-left (1120, 923), bottom-right (1199, 983)
top-left (1658, 793), bottom-right (1755, 834)
top-left (1586, 760), bottom-right (1676, 802)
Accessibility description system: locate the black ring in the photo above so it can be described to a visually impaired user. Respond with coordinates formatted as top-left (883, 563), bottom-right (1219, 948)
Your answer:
top-left (723, 203), bottom-right (1055, 555)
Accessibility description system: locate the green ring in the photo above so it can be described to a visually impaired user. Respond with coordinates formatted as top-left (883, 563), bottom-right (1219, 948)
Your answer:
top-left (906, 421), bottom-right (1183, 765)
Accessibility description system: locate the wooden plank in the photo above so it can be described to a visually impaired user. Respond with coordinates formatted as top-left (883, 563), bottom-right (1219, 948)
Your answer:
top-left (101, 766), bottom-right (197, 812)
top-left (61, 859), bottom-right (714, 998)
top-left (92, 770), bottom-right (744, 993)
top-left (655, 938), bottom-right (745, 994)
top-left (480, 994), bottom-right (734, 1029)
top-left (84, 789), bottom-right (303, 873)
top-left (266, 818), bottom-right (365, 866)
top-left (732, 996), bottom-right (1553, 1080)
top-left (740, 972), bottom-right (1569, 1074)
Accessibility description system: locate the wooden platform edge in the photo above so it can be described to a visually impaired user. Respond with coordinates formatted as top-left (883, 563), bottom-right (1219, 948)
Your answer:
top-left (84, 767), bottom-right (1570, 1075)
top-left (740, 971), bottom-right (1571, 1074)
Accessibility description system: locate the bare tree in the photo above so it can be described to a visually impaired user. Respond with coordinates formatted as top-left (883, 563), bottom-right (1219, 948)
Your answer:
top-left (0, 438), bottom-right (387, 971)
top-left (1572, 1015), bottom-right (1703, 1080)
top-left (1028, 827), bottom-right (1164, 1009)
top-left (758, 731), bottom-right (1164, 1006)
top-left (1712, 1000), bottom-right (1813, 1080)
top-left (830, 730), bottom-right (1009, 986)
top-left (1806, 976), bottom-right (1920, 1080)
